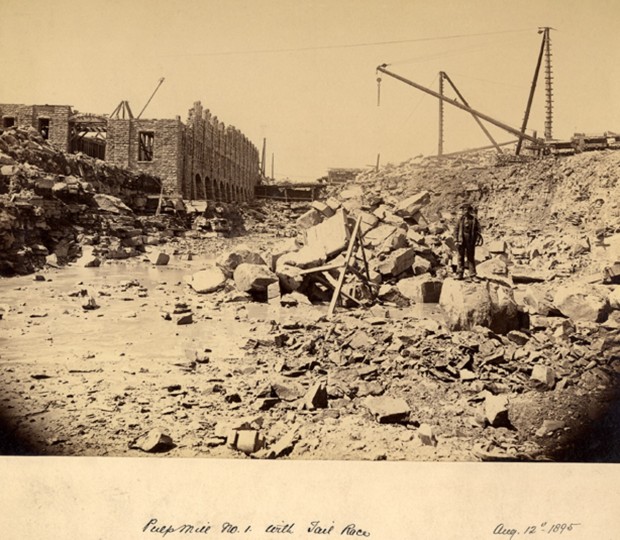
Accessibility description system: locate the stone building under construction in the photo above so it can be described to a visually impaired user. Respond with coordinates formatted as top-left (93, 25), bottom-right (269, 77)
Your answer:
top-left (0, 101), bottom-right (260, 203)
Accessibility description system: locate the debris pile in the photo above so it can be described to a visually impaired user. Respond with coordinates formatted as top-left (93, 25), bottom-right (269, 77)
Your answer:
top-left (0, 126), bottom-right (177, 275)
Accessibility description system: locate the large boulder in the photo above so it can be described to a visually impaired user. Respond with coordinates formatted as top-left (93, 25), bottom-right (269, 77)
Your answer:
top-left (553, 286), bottom-right (610, 323)
top-left (217, 246), bottom-right (266, 278)
top-left (439, 278), bottom-right (520, 334)
top-left (185, 267), bottom-right (227, 294)
top-left (234, 263), bottom-right (278, 293)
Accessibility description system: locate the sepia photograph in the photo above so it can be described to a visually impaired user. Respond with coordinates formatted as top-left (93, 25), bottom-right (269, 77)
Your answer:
top-left (0, 3), bottom-right (619, 535)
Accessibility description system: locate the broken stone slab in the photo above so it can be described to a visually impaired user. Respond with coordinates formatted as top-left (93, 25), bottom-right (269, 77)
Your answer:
top-left (268, 238), bottom-right (299, 271)
top-left (412, 255), bottom-right (432, 275)
top-left (609, 288), bottom-right (620, 310)
top-left (363, 223), bottom-right (399, 247)
top-left (280, 291), bottom-right (312, 307)
top-left (530, 365), bottom-right (556, 389)
top-left (418, 423), bottom-right (438, 446)
top-left (175, 312), bottom-right (193, 325)
top-left (339, 185), bottom-right (363, 200)
top-left (149, 251), bottom-right (170, 266)
top-left (184, 267), bottom-right (227, 294)
top-left (506, 330), bottom-right (529, 346)
top-left (510, 265), bottom-right (548, 284)
top-left (76, 246), bottom-right (101, 268)
top-left (311, 200), bottom-right (335, 218)
top-left (296, 208), bottom-right (324, 230)
top-left (604, 262), bottom-right (620, 284)
top-left (82, 296), bottom-right (99, 310)
top-left (261, 427), bottom-right (299, 459)
top-left (364, 396), bottom-right (410, 424)
top-left (396, 275), bottom-right (443, 303)
top-left (377, 284), bottom-right (411, 307)
top-left (131, 429), bottom-right (174, 453)
top-left (476, 257), bottom-right (508, 279)
top-left (394, 191), bottom-right (430, 218)
top-left (279, 245), bottom-right (327, 269)
top-left (553, 285), bottom-right (610, 323)
top-left (305, 208), bottom-right (350, 258)
top-left (234, 263), bottom-right (278, 293)
top-left (376, 247), bottom-right (416, 277)
top-left (439, 278), bottom-right (519, 334)
top-left (217, 245), bottom-right (266, 278)
top-left (93, 194), bottom-right (133, 214)
top-left (487, 240), bottom-right (507, 254)
top-left (515, 286), bottom-right (556, 316)
top-left (275, 264), bottom-right (304, 293)
top-left (303, 381), bottom-right (328, 410)
top-left (535, 419), bottom-right (566, 437)
top-left (484, 394), bottom-right (511, 428)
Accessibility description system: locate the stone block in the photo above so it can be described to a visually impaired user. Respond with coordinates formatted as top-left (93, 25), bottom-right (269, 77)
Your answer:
top-left (234, 263), bottom-right (278, 293)
top-left (149, 251), bottom-right (170, 266)
top-left (303, 381), bottom-right (328, 410)
top-left (364, 396), bottom-right (410, 424)
top-left (185, 268), bottom-right (227, 294)
top-left (376, 247), bottom-right (416, 277)
top-left (305, 209), bottom-right (350, 258)
top-left (311, 200), bottom-right (335, 218)
top-left (484, 395), bottom-right (510, 428)
top-left (553, 286), bottom-right (610, 323)
top-left (396, 276), bottom-right (442, 303)
top-left (487, 240), bottom-right (507, 254)
top-left (531, 365), bottom-right (556, 389)
top-left (439, 278), bottom-right (519, 334)
top-left (418, 423), bottom-right (437, 446)
top-left (412, 255), bottom-right (432, 275)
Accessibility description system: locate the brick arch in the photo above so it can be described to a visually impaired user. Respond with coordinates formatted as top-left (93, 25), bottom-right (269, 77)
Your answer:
top-left (195, 173), bottom-right (205, 200)
top-left (205, 177), bottom-right (214, 201)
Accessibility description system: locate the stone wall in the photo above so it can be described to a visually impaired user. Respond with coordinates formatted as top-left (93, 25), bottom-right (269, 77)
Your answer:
top-left (183, 101), bottom-right (260, 203)
top-left (107, 118), bottom-right (183, 194)
top-left (0, 103), bottom-right (72, 151)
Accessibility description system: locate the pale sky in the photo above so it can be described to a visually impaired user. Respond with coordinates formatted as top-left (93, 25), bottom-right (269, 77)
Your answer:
top-left (1, 0), bottom-right (619, 181)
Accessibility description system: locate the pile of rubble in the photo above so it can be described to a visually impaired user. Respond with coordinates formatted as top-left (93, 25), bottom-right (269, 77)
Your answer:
top-left (183, 188), bottom-right (465, 312)
top-left (0, 126), bottom-right (180, 274)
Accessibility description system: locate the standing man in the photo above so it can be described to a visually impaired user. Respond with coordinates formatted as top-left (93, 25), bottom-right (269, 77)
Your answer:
top-left (454, 203), bottom-right (483, 280)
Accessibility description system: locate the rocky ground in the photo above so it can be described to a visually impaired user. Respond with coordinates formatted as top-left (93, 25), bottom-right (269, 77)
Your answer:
top-left (0, 131), bottom-right (619, 461)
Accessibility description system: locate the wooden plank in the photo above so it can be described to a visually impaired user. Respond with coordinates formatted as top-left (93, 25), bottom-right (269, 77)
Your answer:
top-left (328, 216), bottom-right (363, 317)
top-left (298, 262), bottom-right (345, 276)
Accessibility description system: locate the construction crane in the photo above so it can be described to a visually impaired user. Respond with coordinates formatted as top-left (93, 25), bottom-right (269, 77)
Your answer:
top-left (376, 64), bottom-right (543, 151)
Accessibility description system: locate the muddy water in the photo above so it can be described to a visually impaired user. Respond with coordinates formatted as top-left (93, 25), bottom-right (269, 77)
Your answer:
top-left (0, 257), bottom-right (447, 369)
top-left (0, 258), bottom-right (278, 367)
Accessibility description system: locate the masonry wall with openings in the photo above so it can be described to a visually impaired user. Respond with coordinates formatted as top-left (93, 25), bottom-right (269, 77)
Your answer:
top-left (0, 104), bottom-right (72, 151)
top-left (106, 101), bottom-right (260, 201)
top-left (106, 117), bottom-right (184, 194)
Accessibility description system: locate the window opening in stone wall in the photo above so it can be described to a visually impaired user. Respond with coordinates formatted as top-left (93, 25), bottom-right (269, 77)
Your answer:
top-left (38, 118), bottom-right (50, 139)
top-left (2, 117), bottom-right (15, 128)
top-left (138, 131), bottom-right (154, 161)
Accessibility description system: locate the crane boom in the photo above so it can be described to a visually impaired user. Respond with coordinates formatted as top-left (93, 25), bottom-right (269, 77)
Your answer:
top-left (376, 65), bottom-right (541, 145)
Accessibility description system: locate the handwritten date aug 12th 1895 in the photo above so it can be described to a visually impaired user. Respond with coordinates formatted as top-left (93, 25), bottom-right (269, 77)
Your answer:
top-left (493, 522), bottom-right (582, 539)
top-left (143, 519), bottom-right (371, 537)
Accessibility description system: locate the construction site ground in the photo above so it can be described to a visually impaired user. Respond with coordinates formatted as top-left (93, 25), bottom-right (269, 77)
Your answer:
top-left (1, 232), bottom-right (618, 462)
top-left (1, 127), bottom-right (620, 461)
